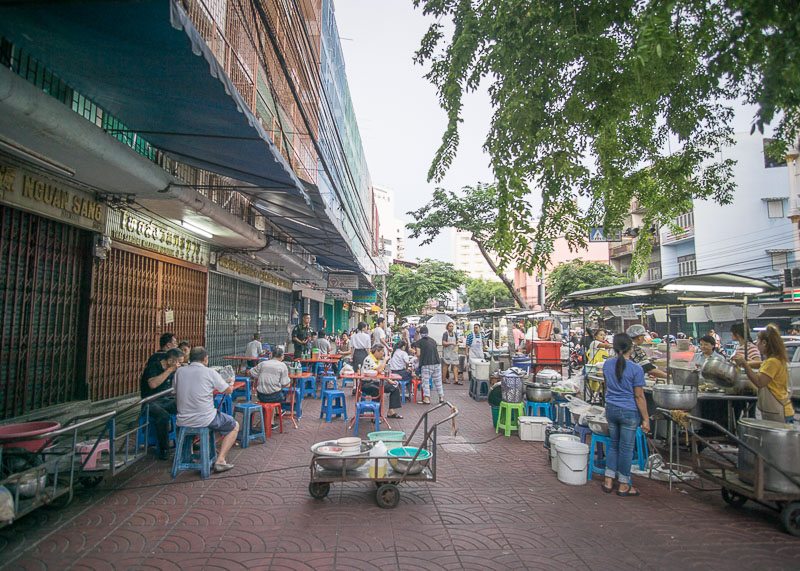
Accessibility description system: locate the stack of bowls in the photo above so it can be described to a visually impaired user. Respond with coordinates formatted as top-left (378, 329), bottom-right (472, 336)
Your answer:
top-left (337, 437), bottom-right (362, 455)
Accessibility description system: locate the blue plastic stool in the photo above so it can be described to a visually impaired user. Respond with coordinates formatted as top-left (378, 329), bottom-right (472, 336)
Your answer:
top-left (396, 380), bottom-right (409, 404)
top-left (586, 428), bottom-right (647, 481)
top-left (525, 401), bottom-right (553, 420)
top-left (302, 375), bottom-right (317, 399)
top-left (214, 394), bottom-right (233, 416)
top-left (234, 403), bottom-right (266, 448)
top-left (353, 401), bottom-right (380, 434)
top-left (469, 377), bottom-right (490, 401)
top-left (553, 402), bottom-right (573, 427)
top-left (319, 390), bottom-right (348, 423)
top-left (320, 375), bottom-right (338, 392)
top-left (171, 426), bottom-right (217, 479)
top-left (137, 412), bottom-right (176, 453)
top-left (281, 387), bottom-right (303, 419)
top-left (573, 424), bottom-right (592, 444)
top-left (233, 376), bottom-right (252, 403)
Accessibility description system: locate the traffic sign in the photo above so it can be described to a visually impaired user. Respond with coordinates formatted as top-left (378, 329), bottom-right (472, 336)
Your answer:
top-left (589, 228), bottom-right (622, 242)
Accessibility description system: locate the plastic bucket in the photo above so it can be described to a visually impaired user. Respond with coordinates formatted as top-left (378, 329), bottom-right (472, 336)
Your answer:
top-left (491, 405), bottom-right (500, 427)
top-left (473, 360), bottom-right (490, 381)
top-left (367, 431), bottom-right (405, 444)
top-left (555, 441), bottom-right (589, 485)
top-left (518, 416), bottom-right (552, 441)
top-left (549, 434), bottom-right (580, 472)
top-left (0, 421), bottom-right (61, 451)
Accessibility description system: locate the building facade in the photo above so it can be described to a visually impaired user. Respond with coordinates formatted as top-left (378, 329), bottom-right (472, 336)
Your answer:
top-left (452, 228), bottom-right (510, 282)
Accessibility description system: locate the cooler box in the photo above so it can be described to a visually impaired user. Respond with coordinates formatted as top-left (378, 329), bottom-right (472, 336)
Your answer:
top-left (533, 341), bottom-right (561, 372)
top-left (471, 360), bottom-right (491, 381)
top-left (518, 416), bottom-right (552, 441)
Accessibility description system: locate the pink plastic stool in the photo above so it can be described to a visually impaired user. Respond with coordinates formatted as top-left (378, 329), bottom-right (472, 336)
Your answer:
top-left (76, 439), bottom-right (110, 469)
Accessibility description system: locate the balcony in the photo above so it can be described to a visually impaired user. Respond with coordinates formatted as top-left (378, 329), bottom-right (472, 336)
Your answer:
top-left (662, 225), bottom-right (694, 245)
top-left (609, 241), bottom-right (634, 258)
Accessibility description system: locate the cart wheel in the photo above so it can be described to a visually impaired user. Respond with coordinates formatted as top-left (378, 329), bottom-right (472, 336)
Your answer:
top-left (80, 476), bottom-right (104, 489)
top-left (781, 502), bottom-right (800, 536)
top-left (375, 483), bottom-right (400, 509)
top-left (46, 488), bottom-right (73, 509)
top-left (308, 482), bottom-right (330, 499)
top-left (721, 488), bottom-right (748, 508)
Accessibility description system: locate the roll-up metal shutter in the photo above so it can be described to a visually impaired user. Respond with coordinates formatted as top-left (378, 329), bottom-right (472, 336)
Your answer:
top-left (0, 205), bottom-right (90, 419)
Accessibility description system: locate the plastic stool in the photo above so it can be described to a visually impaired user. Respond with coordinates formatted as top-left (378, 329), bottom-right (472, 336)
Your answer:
top-left (395, 380), bottom-right (409, 405)
top-left (525, 401), bottom-right (553, 420)
top-left (320, 375), bottom-right (338, 392)
top-left (553, 402), bottom-right (573, 427)
top-left (353, 401), bottom-right (380, 434)
top-left (320, 389), bottom-right (348, 422)
top-left (586, 428), bottom-right (647, 481)
top-left (573, 424), bottom-right (592, 444)
top-left (214, 394), bottom-right (233, 416)
top-left (233, 376), bottom-right (251, 402)
top-left (76, 439), bottom-right (110, 469)
top-left (302, 376), bottom-right (317, 399)
top-left (281, 387), bottom-right (303, 419)
top-left (137, 412), bottom-right (176, 453)
top-left (256, 402), bottom-right (283, 437)
top-left (469, 377), bottom-right (490, 401)
top-left (410, 379), bottom-right (423, 403)
top-left (171, 426), bottom-right (217, 479)
top-left (496, 401), bottom-right (525, 436)
top-left (234, 403), bottom-right (266, 448)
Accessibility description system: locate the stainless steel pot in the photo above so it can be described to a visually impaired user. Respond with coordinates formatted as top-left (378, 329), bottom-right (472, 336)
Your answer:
top-left (701, 353), bottom-right (737, 388)
top-left (738, 419), bottom-right (800, 494)
top-left (586, 415), bottom-right (609, 435)
top-left (727, 372), bottom-right (757, 395)
top-left (668, 367), bottom-right (699, 387)
top-left (311, 441), bottom-right (369, 471)
top-left (652, 385), bottom-right (698, 410)
top-left (535, 369), bottom-right (561, 385)
top-left (525, 383), bottom-right (552, 403)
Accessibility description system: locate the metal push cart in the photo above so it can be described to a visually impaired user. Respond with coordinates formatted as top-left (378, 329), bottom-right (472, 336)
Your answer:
top-left (665, 409), bottom-right (800, 536)
top-left (308, 402), bottom-right (459, 508)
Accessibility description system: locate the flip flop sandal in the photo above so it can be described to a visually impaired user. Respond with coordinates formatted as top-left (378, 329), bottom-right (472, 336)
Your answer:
top-left (616, 487), bottom-right (640, 497)
top-left (454, 381), bottom-right (464, 385)
top-left (602, 484), bottom-right (614, 494)
top-left (387, 413), bottom-right (404, 419)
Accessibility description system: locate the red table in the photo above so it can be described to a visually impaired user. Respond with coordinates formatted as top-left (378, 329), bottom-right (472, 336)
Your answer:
top-left (285, 372), bottom-right (313, 429)
top-left (341, 372), bottom-right (402, 430)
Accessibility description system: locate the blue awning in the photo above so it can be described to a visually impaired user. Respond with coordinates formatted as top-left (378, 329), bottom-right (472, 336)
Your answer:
top-left (0, 0), bottom-right (310, 204)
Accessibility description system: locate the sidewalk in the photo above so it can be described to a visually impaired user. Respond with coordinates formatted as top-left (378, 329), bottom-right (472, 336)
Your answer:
top-left (1, 382), bottom-right (798, 570)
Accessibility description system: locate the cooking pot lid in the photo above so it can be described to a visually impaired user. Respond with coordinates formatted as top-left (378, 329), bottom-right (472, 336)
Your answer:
top-left (739, 418), bottom-right (799, 432)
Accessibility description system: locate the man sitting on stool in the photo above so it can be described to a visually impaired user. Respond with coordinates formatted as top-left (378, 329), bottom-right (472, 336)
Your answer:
top-left (249, 346), bottom-right (291, 429)
top-left (174, 346), bottom-right (240, 473)
top-left (361, 343), bottom-right (403, 419)
top-left (140, 347), bottom-right (184, 460)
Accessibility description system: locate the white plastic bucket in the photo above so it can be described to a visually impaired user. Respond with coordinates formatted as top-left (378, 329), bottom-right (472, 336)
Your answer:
top-left (472, 360), bottom-right (490, 381)
top-left (549, 434), bottom-right (580, 471)
top-left (555, 441), bottom-right (589, 486)
top-left (518, 416), bottom-right (552, 441)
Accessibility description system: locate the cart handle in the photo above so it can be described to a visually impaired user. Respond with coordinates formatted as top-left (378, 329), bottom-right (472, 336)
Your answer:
top-left (403, 401), bottom-right (459, 445)
top-left (655, 407), bottom-right (800, 489)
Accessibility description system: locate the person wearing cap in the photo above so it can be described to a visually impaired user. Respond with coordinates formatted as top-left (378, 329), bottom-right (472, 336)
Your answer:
top-left (626, 324), bottom-right (667, 380)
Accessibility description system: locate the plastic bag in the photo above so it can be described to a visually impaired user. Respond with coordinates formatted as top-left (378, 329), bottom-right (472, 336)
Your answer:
top-left (340, 363), bottom-right (354, 376)
top-left (218, 365), bottom-right (236, 384)
top-left (369, 440), bottom-right (388, 478)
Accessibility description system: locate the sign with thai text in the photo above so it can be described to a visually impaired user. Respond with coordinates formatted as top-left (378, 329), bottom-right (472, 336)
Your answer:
top-left (352, 289), bottom-right (378, 303)
top-left (216, 255), bottom-right (292, 291)
top-left (328, 273), bottom-right (359, 289)
top-left (0, 164), bottom-right (106, 231)
top-left (107, 209), bottom-right (209, 265)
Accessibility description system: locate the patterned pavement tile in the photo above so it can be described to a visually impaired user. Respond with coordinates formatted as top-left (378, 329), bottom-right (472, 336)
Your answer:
top-left (446, 524), bottom-right (511, 551)
top-left (204, 553), bottom-right (276, 570)
top-left (456, 549), bottom-right (526, 570)
top-left (137, 554), bottom-right (211, 570)
top-left (514, 548), bottom-right (587, 570)
top-left (391, 524), bottom-right (454, 552)
top-left (395, 550), bottom-right (461, 570)
top-left (278, 525), bottom-right (338, 553)
top-left (156, 527), bottom-right (225, 553)
top-left (436, 504), bottom-right (491, 525)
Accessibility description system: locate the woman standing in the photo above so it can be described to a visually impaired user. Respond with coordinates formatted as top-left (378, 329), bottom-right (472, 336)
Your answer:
top-left (730, 323), bottom-right (761, 364)
top-left (441, 322), bottom-right (462, 385)
top-left (733, 325), bottom-right (795, 423)
top-left (601, 333), bottom-right (650, 496)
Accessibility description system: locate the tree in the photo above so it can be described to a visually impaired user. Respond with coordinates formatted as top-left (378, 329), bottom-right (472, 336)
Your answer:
top-left (463, 277), bottom-right (515, 311)
top-left (382, 260), bottom-right (466, 318)
top-left (406, 183), bottom-right (529, 309)
top-left (413, 0), bottom-right (799, 276)
top-left (545, 259), bottom-right (625, 311)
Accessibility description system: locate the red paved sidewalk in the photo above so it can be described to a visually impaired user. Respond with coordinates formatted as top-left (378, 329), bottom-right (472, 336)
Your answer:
top-left (1, 382), bottom-right (798, 570)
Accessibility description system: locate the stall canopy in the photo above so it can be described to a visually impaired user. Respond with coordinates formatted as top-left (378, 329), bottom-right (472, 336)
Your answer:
top-left (0, 0), bottom-right (372, 275)
top-left (561, 272), bottom-right (778, 308)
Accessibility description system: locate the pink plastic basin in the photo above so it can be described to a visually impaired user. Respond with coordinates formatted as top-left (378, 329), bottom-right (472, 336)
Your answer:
top-left (0, 421), bottom-right (61, 451)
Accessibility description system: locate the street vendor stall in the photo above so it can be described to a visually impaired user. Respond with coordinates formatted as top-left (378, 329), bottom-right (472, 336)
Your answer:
top-left (562, 272), bottom-right (786, 491)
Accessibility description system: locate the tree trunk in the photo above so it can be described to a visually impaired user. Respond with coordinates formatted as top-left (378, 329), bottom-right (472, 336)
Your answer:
top-left (472, 237), bottom-right (530, 310)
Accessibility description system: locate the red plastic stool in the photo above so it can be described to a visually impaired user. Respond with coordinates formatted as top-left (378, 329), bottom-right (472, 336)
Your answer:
top-left (257, 402), bottom-right (283, 437)
top-left (410, 379), bottom-right (423, 403)
top-left (76, 439), bottom-right (110, 469)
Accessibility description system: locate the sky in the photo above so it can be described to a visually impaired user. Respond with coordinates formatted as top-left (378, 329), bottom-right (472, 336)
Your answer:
top-left (334, 0), bottom-right (494, 264)
top-left (333, 0), bottom-right (770, 266)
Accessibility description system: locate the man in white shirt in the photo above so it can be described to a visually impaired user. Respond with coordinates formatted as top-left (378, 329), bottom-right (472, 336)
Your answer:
top-left (250, 346), bottom-right (291, 428)
top-left (245, 333), bottom-right (267, 367)
top-left (373, 317), bottom-right (390, 350)
top-left (174, 347), bottom-right (240, 473)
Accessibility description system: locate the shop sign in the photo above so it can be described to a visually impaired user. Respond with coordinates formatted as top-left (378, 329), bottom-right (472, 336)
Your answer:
top-left (0, 164), bottom-right (106, 231)
top-left (107, 209), bottom-right (209, 265)
top-left (216, 255), bottom-right (292, 291)
top-left (328, 273), bottom-right (359, 289)
top-left (352, 289), bottom-right (378, 303)
top-left (342, 303), bottom-right (350, 311)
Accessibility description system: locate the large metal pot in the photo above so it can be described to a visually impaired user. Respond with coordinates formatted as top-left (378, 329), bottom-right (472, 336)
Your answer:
top-left (668, 367), bottom-right (699, 387)
top-left (525, 383), bottom-right (552, 403)
top-left (701, 353), bottom-right (737, 388)
top-left (535, 369), bottom-right (561, 385)
top-left (652, 385), bottom-right (698, 410)
top-left (585, 415), bottom-right (609, 435)
top-left (727, 372), bottom-right (757, 395)
top-left (737, 419), bottom-right (800, 494)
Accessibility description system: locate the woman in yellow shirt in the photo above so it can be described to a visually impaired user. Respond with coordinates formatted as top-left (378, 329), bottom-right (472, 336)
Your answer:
top-left (733, 325), bottom-right (794, 423)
